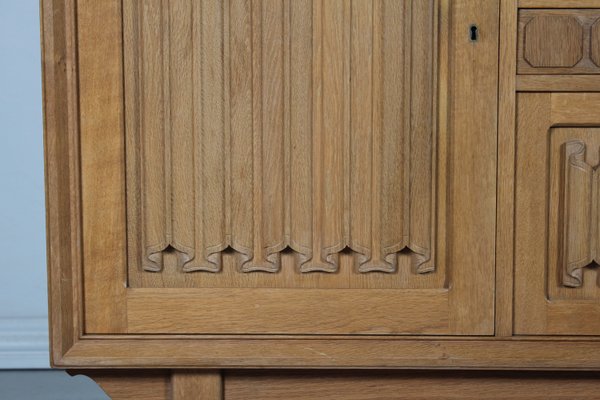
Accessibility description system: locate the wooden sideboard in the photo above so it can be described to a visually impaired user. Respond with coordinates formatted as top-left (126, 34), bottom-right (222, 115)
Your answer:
top-left (42, 0), bottom-right (600, 398)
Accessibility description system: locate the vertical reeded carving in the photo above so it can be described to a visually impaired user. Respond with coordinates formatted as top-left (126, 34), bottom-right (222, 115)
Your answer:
top-left (348, 0), bottom-right (436, 273)
top-left (288, 0), bottom-right (314, 269)
top-left (304, 0), bottom-right (350, 272)
top-left (136, 0), bottom-right (196, 271)
top-left (560, 141), bottom-right (600, 287)
top-left (129, 0), bottom-right (231, 272)
top-left (125, 0), bottom-right (439, 274)
top-left (186, 0), bottom-right (229, 272)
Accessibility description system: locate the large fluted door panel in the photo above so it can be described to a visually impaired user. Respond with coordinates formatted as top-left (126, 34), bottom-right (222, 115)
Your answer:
top-left (75, 0), bottom-right (499, 336)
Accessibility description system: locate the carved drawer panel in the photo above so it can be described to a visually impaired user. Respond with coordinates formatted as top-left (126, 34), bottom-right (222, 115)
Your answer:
top-left (518, 9), bottom-right (600, 74)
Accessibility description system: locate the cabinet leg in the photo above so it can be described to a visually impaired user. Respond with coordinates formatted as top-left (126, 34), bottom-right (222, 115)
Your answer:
top-left (172, 371), bottom-right (222, 400)
top-left (68, 370), bottom-right (222, 400)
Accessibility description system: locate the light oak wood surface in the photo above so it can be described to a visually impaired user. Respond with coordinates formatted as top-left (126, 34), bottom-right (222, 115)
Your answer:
top-left (125, 0), bottom-right (441, 279)
top-left (226, 371), bottom-right (600, 400)
top-left (519, 0), bottom-right (600, 7)
top-left (42, 0), bottom-right (81, 364)
top-left (517, 75), bottom-right (600, 91)
top-left (515, 93), bottom-right (600, 335)
top-left (41, 0), bottom-right (600, 398)
top-left (518, 9), bottom-right (600, 74)
top-left (173, 371), bottom-right (222, 400)
top-left (124, 0), bottom-right (447, 286)
top-left (496, 0), bottom-right (518, 337)
top-left (77, 0), bottom-right (127, 335)
top-left (73, 0), bottom-right (499, 337)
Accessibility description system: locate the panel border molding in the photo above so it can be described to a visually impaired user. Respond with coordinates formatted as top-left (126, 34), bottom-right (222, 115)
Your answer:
top-left (56, 337), bottom-right (600, 369)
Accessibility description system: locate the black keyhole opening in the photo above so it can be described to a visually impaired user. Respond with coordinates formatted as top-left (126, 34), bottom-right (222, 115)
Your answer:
top-left (470, 24), bottom-right (479, 42)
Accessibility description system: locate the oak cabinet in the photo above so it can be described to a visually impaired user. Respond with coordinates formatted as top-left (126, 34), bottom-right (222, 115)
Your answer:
top-left (42, 0), bottom-right (600, 398)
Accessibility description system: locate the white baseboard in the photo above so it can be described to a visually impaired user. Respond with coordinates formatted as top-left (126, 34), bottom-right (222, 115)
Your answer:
top-left (0, 317), bottom-right (49, 369)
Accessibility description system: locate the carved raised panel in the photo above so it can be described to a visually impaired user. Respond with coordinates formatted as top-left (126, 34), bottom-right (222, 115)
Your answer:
top-left (547, 126), bottom-right (600, 299)
top-left (592, 19), bottom-right (600, 67)
top-left (518, 10), bottom-right (600, 74)
top-left (524, 16), bottom-right (583, 68)
top-left (125, 0), bottom-right (442, 277)
top-left (560, 141), bottom-right (600, 288)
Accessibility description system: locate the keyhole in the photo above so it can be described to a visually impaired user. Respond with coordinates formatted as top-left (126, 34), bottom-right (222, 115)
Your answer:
top-left (469, 24), bottom-right (479, 42)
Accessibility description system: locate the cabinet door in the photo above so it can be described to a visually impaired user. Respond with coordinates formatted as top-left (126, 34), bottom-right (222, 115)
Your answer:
top-left (77, 0), bottom-right (498, 336)
top-left (515, 93), bottom-right (600, 335)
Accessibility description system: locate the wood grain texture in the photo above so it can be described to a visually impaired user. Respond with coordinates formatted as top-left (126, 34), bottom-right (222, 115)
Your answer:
top-left (118, 0), bottom-right (498, 336)
top-left (517, 74), bottom-right (600, 91)
top-left (547, 127), bottom-right (600, 297)
top-left (126, 288), bottom-right (449, 334)
top-left (69, 370), bottom-right (222, 400)
top-left (58, 338), bottom-right (600, 369)
top-left (559, 140), bottom-right (600, 288)
top-left (446, 0), bottom-right (499, 335)
top-left (593, 19), bottom-right (600, 66)
top-left (69, 2), bottom-right (498, 334)
top-left (43, 0), bottom-right (507, 367)
top-left (125, 0), bottom-right (439, 277)
top-left (124, 0), bottom-right (450, 290)
top-left (78, 0), bottom-right (128, 334)
top-left (496, 0), bottom-right (518, 337)
top-left (518, 9), bottom-right (600, 74)
top-left (519, 0), bottom-right (600, 7)
top-left (523, 15), bottom-right (583, 67)
top-left (515, 93), bottom-right (600, 335)
top-left (71, 371), bottom-right (170, 400)
top-left (41, 0), bottom-right (81, 363)
top-left (225, 371), bottom-right (600, 400)
top-left (173, 371), bottom-right (222, 400)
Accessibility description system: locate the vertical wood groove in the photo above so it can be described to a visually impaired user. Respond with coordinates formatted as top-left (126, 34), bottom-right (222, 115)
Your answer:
top-left (496, 0), bottom-right (517, 337)
top-left (126, 0), bottom-right (440, 276)
top-left (288, 0), bottom-right (313, 268)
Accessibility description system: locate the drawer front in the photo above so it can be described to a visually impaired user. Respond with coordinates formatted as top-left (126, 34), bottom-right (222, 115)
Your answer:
top-left (518, 9), bottom-right (600, 74)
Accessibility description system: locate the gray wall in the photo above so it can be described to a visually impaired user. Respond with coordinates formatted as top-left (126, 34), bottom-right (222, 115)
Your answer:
top-left (0, 0), bottom-right (49, 368)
